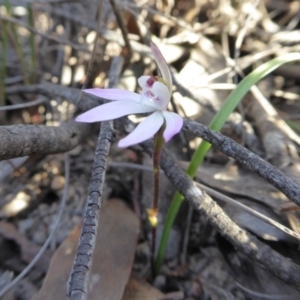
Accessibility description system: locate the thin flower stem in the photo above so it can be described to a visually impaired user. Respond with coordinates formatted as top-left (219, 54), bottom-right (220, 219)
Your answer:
top-left (149, 123), bottom-right (165, 275)
top-left (152, 126), bottom-right (165, 219)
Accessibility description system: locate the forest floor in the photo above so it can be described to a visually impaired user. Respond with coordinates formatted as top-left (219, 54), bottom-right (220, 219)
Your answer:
top-left (1, 0), bottom-right (300, 299)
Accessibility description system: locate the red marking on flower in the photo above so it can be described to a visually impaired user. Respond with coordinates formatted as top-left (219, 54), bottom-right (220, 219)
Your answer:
top-left (146, 76), bottom-right (158, 88)
top-left (145, 90), bottom-right (154, 98)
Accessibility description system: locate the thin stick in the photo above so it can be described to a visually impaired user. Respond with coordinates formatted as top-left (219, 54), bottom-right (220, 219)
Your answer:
top-left (75, 0), bottom-right (104, 108)
top-left (67, 122), bottom-right (114, 300)
top-left (195, 182), bottom-right (300, 241)
top-left (235, 281), bottom-right (297, 300)
top-left (108, 0), bottom-right (132, 58)
top-left (0, 14), bottom-right (90, 53)
top-left (149, 124), bottom-right (165, 276)
top-left (233, 0), bottom-right (260, 84)
top-left (67, 56), bottom-right (123, 300)
top-left (0, 97), bottom-right (46, 111)
top-left (183, 119), bottom-right (300, 207)
top-left (0, 121), bottom-right (89, 162)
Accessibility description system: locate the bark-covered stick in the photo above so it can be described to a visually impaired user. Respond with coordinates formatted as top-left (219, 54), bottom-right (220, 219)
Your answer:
top-left (0, 121), bottom-right (89, 161)
top-left (183, 119), bottom-right (300, 207)
top-left (67, 56), bottom-right (123, 300)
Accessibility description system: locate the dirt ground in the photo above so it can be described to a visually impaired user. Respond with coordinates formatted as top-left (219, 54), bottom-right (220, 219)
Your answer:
top-left (1, 0), bottom-right (300, 299)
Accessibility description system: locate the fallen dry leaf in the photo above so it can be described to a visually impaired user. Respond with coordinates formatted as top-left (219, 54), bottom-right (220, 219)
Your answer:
top-left (180, 161), bottom-right (289, 209)
top-left (122, 277), bottom-right (164, 300)
top-left (0, 221), bottom-right (51, 273)
top-left (31, 199), bottom-right (139, 300)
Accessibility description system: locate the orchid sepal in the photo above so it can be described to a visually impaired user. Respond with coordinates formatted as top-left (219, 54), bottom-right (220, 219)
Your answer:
top-left (150, 42), bottom-right (172, 94)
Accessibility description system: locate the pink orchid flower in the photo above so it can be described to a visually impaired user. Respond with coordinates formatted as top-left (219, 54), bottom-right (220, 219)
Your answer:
top-left (76, 42), bottom-right (183, 148)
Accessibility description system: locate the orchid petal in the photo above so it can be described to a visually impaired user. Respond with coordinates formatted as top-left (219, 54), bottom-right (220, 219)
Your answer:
top-left (76, 101), bottom-right (156, 123)
top-left (138, 75), bottom-right (151, 89)
top-left (118, 111), bottom-right (164, 148)
top-left (150, 42), bottom-right (172, 93)
top-left (162, 111), bottom-right (183, 142)
top-left (139, 81), bottom-right (170, 110)
top-left (83, 88), bottom-right (141, 103)
top-left (151, 81), bottom-right (170, 110)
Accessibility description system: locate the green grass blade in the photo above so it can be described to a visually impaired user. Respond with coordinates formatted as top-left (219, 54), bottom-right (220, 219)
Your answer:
top-left (0, 20), bottom-right (8, 106)
top-left (5, 0), bottom-right (30, 85)
top-left (155, 52), bottom-right (300, 272)
top-left (27, 3), bottom-right (37, 83)
top-left (285, 120), bottom-right (300, 134)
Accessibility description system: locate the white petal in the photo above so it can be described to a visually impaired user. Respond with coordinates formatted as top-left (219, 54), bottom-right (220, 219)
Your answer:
top-left (151, 81), bottom-right (170, 110)
top-left (150, 42), bottom-right (172, 93)
top-left (83, 88), bottom-right (141, 103)
top-left (138, 75), bottom-right (151, 89)
top-left (162, 111), bottom-right (183, 142)
top-left (118, 111), bottom-right (164, 148)
top-left (76, 101), bottom-right (156, 123)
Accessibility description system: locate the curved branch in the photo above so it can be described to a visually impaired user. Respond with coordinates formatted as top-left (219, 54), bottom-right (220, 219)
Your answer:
top-left (183, 119), bottom-right (300, 207)
top-left (6, 83), bottom-right (101, 112)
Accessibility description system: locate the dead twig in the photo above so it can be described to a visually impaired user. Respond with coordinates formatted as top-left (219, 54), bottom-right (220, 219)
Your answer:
top-left (66, 122), bottom-right (114, 300)
top-left (194, 182), bottom-right (300, 241)
top-left (0, 97), bottom-right (46, 111)
top-left (0, 121), bottom-right (89, 162)
top-left (183, 119), bottom-right (300, 207)
top-left (6, 83), bottom-right (101, 112)
top-left (235, 281), bottom-right (298, 300)
top-left (75, 0), bottom-right (104, 123)
top-left (67, 56), bottom-right (123, 300)
top-left (0, 15), bottom-right (91, 53)
top-left (109, 0), bottom-right (132, 58)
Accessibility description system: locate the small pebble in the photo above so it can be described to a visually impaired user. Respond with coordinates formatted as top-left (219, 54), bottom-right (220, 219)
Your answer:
top-left (51, 176), bottom-right (65, 191)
